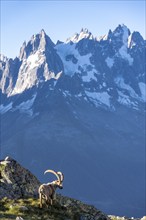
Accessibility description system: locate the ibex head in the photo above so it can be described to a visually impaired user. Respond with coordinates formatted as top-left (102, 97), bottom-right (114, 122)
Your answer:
top-left (44, 169), bottom-right (64, 189)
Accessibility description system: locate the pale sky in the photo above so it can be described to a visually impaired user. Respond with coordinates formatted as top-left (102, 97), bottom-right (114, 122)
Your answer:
top-left (0, 0), bottom-right (145, 58)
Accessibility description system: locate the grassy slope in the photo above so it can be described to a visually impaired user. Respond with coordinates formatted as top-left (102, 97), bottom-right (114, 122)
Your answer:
top-left (0, 196), bottom-right (107, 220)
top-left (0, 197), bottom-right (74, 220)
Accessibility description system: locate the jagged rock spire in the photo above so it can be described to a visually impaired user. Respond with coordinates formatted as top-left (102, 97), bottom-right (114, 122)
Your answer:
top-left (66, 28), bottom-right (94, 43)
top-left (18, 29), bottom-right (55, 60)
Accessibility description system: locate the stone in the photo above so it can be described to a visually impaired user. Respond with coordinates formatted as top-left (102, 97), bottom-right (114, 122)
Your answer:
top-left (0, 156), bottom-right (41, 199)
top-left (16, 217), bottom-right (24, 220)
top-left (19, 206), bottom-right (29, 211)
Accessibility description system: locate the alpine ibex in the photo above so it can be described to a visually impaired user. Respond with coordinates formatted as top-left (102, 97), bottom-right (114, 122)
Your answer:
top-left (38, 169), bottom-right (64, 208)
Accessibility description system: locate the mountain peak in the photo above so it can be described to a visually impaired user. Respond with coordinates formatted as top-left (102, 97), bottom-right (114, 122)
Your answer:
top-left (40, 28), bottom-right (46, 35)
top-left (114, 24), bottom-right (129, 33)
top-left (19, 29), bottom-right (55, 60)
top-left (128, 31), bottom-right (144, 48)
top-left (0, 54), bottom-right (8, 62)
top-left (39, 29), bottom-right (47, 40)
top-left (112, 24), bottom-right (131, 41)
top-left (31, 29), bottom-right (46, 40)
top-left (80, 28), bottom-right (89, 34)
top-left (66, 28), bottom-right (94, 43)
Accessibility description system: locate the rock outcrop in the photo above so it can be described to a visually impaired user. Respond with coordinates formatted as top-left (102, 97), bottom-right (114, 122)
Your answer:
top-left (0, 156), bottom-right (40, 199)
top-left (0, 156), bottom-right (110, 220)
top-left (0, 157), bottom-right (145, 219)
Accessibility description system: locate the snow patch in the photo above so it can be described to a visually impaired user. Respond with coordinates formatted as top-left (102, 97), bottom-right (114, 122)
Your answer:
top-left (118, 91), bottom-right (132, 105)
top-left (55, 43), bottom-right (95, 76)
top-left (128, 34), bottom-right (136, 48)
top-left (118, 91), bottom-right (138, 109)
top-left (105, 57), bottom-right (114, 68)
top-left (0, 102), bottom-right (13, 114)
top-left (118, 46), bottom-right (133, 65)
top-left (115, 77), bottom-right (138, 99)
top-left (85, 91), bottom-right (111, 107)
top-left (77, 93), bottom-right (82, 97)
top-left (63, 90), bottom-right (71, 97)
top-left (139, 82), bottom-right (146, 102)
top-left (14, 94), bottom-right (37, 116)
top-left (27, 52), bottom-right (44, 69)
top-left (82, 70), bottom-right (97, 82)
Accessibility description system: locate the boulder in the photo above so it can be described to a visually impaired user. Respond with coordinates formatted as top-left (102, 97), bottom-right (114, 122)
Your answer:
top-left (0, 156), bottom-right (40, 199)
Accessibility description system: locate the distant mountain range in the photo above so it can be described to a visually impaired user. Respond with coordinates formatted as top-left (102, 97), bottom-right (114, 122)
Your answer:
top-left (0, 24), bottom-right (145, 217)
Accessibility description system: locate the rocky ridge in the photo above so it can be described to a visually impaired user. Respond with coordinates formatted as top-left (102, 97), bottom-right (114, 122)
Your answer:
top-left (0, 157), bottom-right (145, 220)
top-left (0, 156), bottom-right (110, 220)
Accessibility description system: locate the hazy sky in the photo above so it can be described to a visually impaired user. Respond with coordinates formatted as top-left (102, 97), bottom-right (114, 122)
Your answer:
top-left (1, 0), bottom-right (145, 58)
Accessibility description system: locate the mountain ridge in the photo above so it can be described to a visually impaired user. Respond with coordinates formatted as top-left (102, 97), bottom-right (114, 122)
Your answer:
top-left (0, 31), bottom-right (145, 115)
top-left (0, 24), bottom-right (145, 217)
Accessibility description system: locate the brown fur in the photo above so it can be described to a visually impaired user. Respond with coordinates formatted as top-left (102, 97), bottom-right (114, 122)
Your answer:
top-left (38, 180), bottom-right (63, 208)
